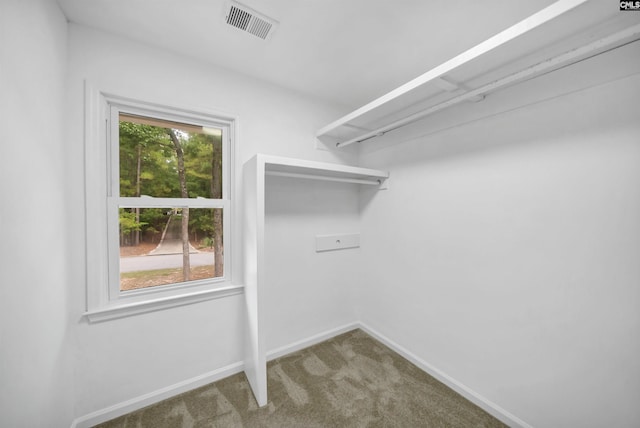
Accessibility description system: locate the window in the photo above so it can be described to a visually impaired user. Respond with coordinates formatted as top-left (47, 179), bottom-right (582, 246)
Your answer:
top-left (85, 90), bottom-right (241, 321)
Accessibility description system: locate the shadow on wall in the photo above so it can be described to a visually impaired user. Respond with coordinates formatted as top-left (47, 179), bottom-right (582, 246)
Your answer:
top-left (265, 175), bottom-right (360, 218)
top-left (357, 44), bottom-right (640, 166)
top-left (356, 70), bottom-right (640, 213)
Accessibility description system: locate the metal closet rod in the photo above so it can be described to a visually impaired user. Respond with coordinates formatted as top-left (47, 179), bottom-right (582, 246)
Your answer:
top-left (265, 170), bottom-right (383, 185)
top-left (317, 0), bottom-right (589, 138)
top-left (336, 24), bottom-right (640, 148)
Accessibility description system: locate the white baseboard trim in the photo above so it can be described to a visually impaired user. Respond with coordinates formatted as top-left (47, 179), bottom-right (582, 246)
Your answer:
top-left (357, 322), bottom-right (533, 428)
top-left (70, 321), bottom-right (530, 428)
top-left (70, 361), bottom-right (244, 428)
top-left (266, 322), bottom-right (360, 361)
top-left (70, 323), bottom-right (360, 428)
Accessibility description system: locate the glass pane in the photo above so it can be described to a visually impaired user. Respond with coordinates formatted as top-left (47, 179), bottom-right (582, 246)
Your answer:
top-left (119, 113), bottom-right (223, 199)
top-left (119, 207), bottom-right (224, 291)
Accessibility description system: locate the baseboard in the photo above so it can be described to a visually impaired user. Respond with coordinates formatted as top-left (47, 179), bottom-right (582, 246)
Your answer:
top-left (70, 361), bottom-right (244, 428)
top-left (70, 321), bottom-right (529, 428)
top-left (357, 322), bottom-right (533, 428)
top-left (70, 322), bottom-right (359, 428)
top-left (266, 322), bottom-right (360, 361)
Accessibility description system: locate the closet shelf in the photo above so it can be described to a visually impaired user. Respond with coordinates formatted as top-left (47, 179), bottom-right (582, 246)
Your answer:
top-left (317, 0), bottom-right (640, 149)
top-left (260, 154), bottom-right (389, 187)
top-left (242, 154), bottom-right (389, 408)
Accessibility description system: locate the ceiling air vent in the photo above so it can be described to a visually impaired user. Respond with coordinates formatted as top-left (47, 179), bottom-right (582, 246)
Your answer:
top-left (225, 1), bottom-right (277, 40)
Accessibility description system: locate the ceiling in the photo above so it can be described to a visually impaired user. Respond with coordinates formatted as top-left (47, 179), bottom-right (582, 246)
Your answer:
top-left (57, 0), bottom-right (583, 109)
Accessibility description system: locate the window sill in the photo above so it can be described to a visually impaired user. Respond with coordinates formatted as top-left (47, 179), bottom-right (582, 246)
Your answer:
top-left (84, 283), bottom-right (244, 323)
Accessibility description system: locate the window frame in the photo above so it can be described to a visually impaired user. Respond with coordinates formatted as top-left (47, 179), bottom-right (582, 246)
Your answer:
top-left (84, 86), bottom-right (242, 322)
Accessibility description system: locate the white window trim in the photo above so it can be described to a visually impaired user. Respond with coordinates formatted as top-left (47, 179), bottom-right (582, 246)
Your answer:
top-left (84, 83), bottom-right (242, 322)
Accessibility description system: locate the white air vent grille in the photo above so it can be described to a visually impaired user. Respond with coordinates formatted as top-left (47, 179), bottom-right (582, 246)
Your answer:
top-left (226, 2), bottom-right (277, 40)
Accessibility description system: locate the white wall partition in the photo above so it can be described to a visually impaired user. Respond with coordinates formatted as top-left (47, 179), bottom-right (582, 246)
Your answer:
top-left (242, 155), bottom-right (267, 406)
top-left (243, 155), bottom-right (388, 404)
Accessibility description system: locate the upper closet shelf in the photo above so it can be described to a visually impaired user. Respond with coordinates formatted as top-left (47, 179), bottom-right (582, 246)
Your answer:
top-left (317, 0), bottom-right (640, 149)
top-left (259, 154), bottom-right (389, 187)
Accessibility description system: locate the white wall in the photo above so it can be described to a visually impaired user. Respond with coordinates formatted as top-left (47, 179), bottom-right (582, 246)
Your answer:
top-left (65, 24), bottom-right (360, 419)
top-left (0, 1), bottom-right (74, 427)
top-left (265, 178), bottom-right (362, 351)
top-left (358, 47), bottom-right (640, 427)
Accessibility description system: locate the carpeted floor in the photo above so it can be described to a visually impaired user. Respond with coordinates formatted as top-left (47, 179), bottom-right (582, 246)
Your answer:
top-left (96, 329), bottom-right (508, 427)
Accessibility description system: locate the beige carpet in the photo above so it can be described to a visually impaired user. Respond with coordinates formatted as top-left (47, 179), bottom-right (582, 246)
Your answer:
top-left (96, 329), bottom-right (507, 427)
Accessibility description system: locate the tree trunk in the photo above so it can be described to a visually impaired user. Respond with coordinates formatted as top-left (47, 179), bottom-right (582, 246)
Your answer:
top-left (211, 138), bottom-right (223, 277)
top-left (168, 129), bottom-right (190, 281)
top-left (134, 144), bottom-right (142, 246)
